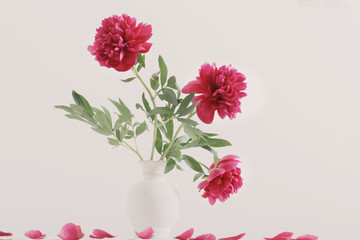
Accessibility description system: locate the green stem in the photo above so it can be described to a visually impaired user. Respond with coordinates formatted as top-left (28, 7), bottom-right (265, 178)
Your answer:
top-left (122, 141), bottom-right (143, 160)
top-left (132, 67), bottom-right (158, 160)
top-left (112, 132), bottom-right (143, 160)
top-left (160, 111), bottom-right (196, 161)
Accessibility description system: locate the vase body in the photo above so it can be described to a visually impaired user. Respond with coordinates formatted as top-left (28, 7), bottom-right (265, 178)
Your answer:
top-left (127, 160), bottom-right (180, 239)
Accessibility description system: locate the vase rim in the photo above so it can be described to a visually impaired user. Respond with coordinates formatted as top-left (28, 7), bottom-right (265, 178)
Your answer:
top-left (140, 160), bottom-right (166, 176)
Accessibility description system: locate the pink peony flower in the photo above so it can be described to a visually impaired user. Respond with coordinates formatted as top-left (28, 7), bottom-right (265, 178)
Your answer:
top-left (0, 231), bottom-right (12, 237)
top-left (182, 63), bottom-right (246, 124)
top-left (293, 235), bottom-right (318, 240)
top-left (89, 229), bottom-right (115, 239)
top-left (135, 226), bottom-right (154, 239)
top-left (175, 228), bottom-right (195, 240)
top-left (264, 232), bottom-right (294, 240)
top-left (219, 233), bottom-right (246, 240)
top-left (57, 223), bottom-right (85, 240)
top-left (198, 155), bottom-right (243, 205)
top-left (24, 230), bottom-right (46, 239)
top-left (88, 14), bottom-right (152, 72)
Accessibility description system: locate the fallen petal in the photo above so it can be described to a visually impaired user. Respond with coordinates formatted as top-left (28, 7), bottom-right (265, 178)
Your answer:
top-left (265, 232), bottom-right (294, 240)
top-left (57, 223), bottom-right (85, 240)
top-left (219, 233), bottom-right (246, 240)
top-left (194, 233), bottom-right (217, 240)
top-left (175, 228), bottom-right (195, 240)
top-left (294, 235), bottom-right (318, 240)
top-left (25, 230), bottom-right (46, 239)
top-left (89, 229), bottom-right (115, 239)
top-left (0, 232), bottom-right (12, 237)
top-left (135, 226), bottom-right (154, 239)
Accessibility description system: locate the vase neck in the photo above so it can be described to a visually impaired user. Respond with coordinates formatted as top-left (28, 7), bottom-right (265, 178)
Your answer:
top-left (141, 160), bottom-right (166, 177)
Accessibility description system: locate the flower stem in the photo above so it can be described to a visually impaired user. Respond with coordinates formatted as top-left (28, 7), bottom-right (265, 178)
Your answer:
top-left (112, 131), bottom-right (143, 160)
top-left (160, 111), bottom-right (196, 161)
top-left (132, 67), bottom-right (158, 160)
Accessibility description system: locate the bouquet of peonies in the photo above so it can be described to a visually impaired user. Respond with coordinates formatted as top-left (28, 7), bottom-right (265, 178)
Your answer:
top-left (55, 14), bottom-right (247, 205)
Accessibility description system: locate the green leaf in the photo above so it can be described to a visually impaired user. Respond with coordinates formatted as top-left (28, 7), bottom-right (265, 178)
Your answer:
top-left (167, 76), bottom-right (177, 89)
top-left (201, 145), bottom-right (218, 158)
top-left (141, 93), bottom-right (151, 112)
top-left (165, 119), bottom-right (174, 140)
top-left (72, 90), bottom-right (94, 116)
top-left (205, 138), bottom-right (232, 147)
top-left (121, 77), bottom-right (136, 83)
top-left (168, 149), bottom-right (181, 160)
top-left (158, 55), bottom-right (168, 87)
top-left (164, 159), bottom-right (176, 174)
top-left (124, 130), bottom-right (134, 139)
top-left (184, 124), bottom-right (198, 140)
top-left (176, 92), bottom-right (195, 115)
top-left (155, 128), bottom-right (163, 154)
top-left (150, 72), bottom-right (160, 91)
top-left (55, 105), bottom-right (73, 114)
top-left (161, 88), bottom-right (178, 106)
top-left (148, 107), bottom-right (173, 116)
top-left (193, 173), bottom-right (203, 182)
top-left (65, 114), bottom-right (87, 123)
top-left (137, 54), bottom-right (146, 69)
top-left (136, 121), bottom-right (148, 136)
top-left (93, 112), bottom-right (111, 130)
top-left (175, 164), bottom-right (184, 171)
top-left (91, 127), bottom-right (112, 136)
top-left (182, 155), bottom-right (204, 173)
top-left (101, 106), bottom-right (112, 127)
top-left (178, 102), bottom-right (198, 117)
top-left (107, 138), bottom-right (120, 146)
top-left (119, 125), bottom-right (129, 141)
top-left (213, 155), bottom-right (219, 168)
top-left (136, 103), bottom-right (145, 112)
top-left (109, 98), bottom-right (131, 116)
top-left (177, 118), bottom-right (198, 126)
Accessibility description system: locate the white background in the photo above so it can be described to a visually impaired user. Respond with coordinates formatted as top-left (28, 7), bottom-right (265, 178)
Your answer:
top-left (0, 1), bottom-right (359, 239)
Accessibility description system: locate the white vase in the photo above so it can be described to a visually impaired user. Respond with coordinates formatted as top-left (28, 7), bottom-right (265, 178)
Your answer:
top-left (126, 160), bottom-right (180, 239)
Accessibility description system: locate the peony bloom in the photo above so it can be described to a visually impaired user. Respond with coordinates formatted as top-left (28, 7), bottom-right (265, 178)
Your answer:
top-left (89, 229), bottom-right (115, 239)
top-left (88, 14), bottom-right (152, 72)
top-left (57, 223), bottom-right (85, 240)
top-left (0, 231), bottom-right (12, 237)
top-left (24, 230), bottom-right (46, 239)
top-left (135, 226), bottom-right (154, 239)
top-left (198, 155), bottom-right (243, 205)
top-left (182, 63), bottom-right (246, 124)
top-left (264, 232), bottom-right (294, 240)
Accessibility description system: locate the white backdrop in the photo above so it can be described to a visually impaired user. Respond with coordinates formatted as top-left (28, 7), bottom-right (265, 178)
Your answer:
top-left (0, 1), bottom-right (359, 240)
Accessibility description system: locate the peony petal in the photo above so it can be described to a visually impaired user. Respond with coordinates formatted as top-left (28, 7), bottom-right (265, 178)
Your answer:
top-left (114, 52), bottom-right (138, 72)
top-left (196, 100), bottom-right (215, 124)
top-left (182, 81), bottom-right (208, 94)
top-left (175, 228), bottom-right (194, 240)
top-left (264, 232), bottom-right (294, 240)
top-left (0, 231), bottom-right (12, 237)
top-left (194, 233), bottom-right (216, 240)
top-left (207, 168), bottom-right (226, 182)
top-left (294, 235), bottom-right (318, 240)
top-left (57, 223), bottom-right (85, 240)
top-left (25, 230), bottom-right (46, 239)
top-left (135, 226), bottom-right (154, 239)
top-left (89, 229), bottom-right (115, 239)
top-left (219, 233), bottom-right (246, 240)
